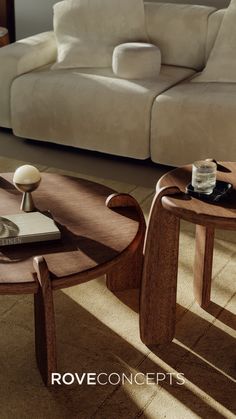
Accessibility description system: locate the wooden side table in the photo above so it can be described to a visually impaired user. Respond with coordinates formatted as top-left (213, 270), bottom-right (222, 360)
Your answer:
top-left (0, 27), bottom-right (9, 47)
top-left (0, 173), bottom-right (146, 385)
top-left (140, 162), bottom-right (236, 345)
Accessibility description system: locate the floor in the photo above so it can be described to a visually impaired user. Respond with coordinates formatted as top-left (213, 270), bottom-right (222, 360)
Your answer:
top-left (0, 129), bottom-right (235, 419)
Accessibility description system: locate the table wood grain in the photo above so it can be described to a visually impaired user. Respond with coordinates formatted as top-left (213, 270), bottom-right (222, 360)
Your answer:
top-left (0, 173), bottom-right (141, 293)
top-left (158, 162), bottom-right (236, 229)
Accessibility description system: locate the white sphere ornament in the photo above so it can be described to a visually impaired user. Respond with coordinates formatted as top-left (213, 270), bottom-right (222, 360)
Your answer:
top-left (13, 165), bottom-right (41, 212)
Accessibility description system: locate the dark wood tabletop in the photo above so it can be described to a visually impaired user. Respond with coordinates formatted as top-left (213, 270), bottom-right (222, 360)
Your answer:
top-left (157, 161), bottom-right (236, 229)
top-left (0, 173), bottom-right (140, 293)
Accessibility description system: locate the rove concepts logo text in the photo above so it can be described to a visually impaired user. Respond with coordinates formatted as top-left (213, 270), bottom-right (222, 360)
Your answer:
top-left (51, 372), bottom-right (185, 386)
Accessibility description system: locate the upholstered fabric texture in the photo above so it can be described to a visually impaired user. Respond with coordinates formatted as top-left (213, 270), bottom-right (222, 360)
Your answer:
top-left (195, 0), bottom-right (236, 82)
top-left (0, 2), bottom-right (233, 167)
top-left (0, 32), bottom-right (57, 128)
top-left (52, 0), bottom-right (147, 70)
top-left (11, 65), bottom-right (194, 159)
top-left (144, 2), bottom-right (216, 70)
top-left (151, 80), bottom-right (236, 166)
top-left (112, 43), bottom-right (161, 80)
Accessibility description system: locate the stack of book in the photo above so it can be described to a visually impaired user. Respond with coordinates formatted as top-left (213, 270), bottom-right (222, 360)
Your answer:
top-left (0, 212), bottom-right (61, 246)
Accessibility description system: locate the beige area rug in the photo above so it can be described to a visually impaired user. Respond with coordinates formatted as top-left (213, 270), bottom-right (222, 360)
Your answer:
top-left (0, 157), bottom-right (235, 419)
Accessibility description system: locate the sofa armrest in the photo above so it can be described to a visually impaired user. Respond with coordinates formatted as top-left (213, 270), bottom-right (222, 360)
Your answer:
top-left (0, 31), bottom-right (57, 128)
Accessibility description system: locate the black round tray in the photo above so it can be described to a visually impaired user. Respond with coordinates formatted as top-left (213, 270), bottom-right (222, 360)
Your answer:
top-left (186, 180), bottom-right (233, 203)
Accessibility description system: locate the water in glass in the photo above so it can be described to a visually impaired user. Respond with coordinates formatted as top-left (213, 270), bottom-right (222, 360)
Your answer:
top-left (192, 160), bottom-right (217, 195)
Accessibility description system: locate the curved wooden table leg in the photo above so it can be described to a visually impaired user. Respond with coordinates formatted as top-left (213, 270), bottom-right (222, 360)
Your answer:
top-left (33, 256), bottom-right (57, 386)
top-left (106, 193), bottom-right (146, 291)
top-left (140, 186), bottom-right (181, 345)
top-left (194, 225), bottom-right (215, 308)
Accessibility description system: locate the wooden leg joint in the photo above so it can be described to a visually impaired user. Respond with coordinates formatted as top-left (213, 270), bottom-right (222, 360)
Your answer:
top-left (194, 225), bottom-right (215, 308)
top-left (106, 193), bottom-right (146, 291)
top-left (140, 186), bottom-right (181, 345)
top-left (33, 256), bottom-right (57, 386)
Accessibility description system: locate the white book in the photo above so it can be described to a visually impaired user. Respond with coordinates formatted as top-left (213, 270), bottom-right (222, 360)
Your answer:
top-left (0, 211), bottom-right (61, 246)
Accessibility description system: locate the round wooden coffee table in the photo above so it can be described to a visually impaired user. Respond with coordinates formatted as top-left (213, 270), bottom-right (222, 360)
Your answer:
top-left (140, 162), bottom-right (236, 345)
top-left (0, 173), bottom-right (145, 385)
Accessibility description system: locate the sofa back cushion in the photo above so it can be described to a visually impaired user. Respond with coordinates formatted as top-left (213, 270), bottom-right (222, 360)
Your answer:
top-left (194, 0), bottom-right (236, 82)
top-left (52, 0), bottom-right (147, 69)
top-left (144, 2), bottom-right (216, 70)
top-left (205, 9), bottom-right (225, 62)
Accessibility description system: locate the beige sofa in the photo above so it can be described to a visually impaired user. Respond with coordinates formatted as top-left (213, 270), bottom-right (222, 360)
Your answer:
top-left (0, 2), bottom-right (232, 166)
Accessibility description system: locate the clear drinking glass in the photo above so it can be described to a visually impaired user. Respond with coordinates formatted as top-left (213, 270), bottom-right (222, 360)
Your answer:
top-left (192, 160), bottom-right (217, 195)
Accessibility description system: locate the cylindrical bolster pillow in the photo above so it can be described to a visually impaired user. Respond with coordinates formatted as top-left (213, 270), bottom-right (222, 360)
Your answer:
top-left (112, 42), bottom-right (161, 79)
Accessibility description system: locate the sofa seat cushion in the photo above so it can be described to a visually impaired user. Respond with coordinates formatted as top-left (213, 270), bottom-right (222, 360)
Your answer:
top-left (112, 43), bottom-right (161, 80)
top-left (150, 80), bottom-right (236, 166)
top-left (11, 65), bottom-right (194, 159)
